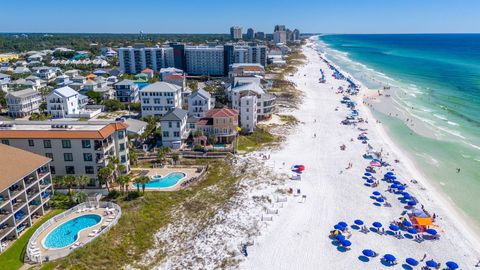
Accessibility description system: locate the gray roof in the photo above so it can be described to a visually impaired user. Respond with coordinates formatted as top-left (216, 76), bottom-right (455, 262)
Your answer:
top-left (125, 118), bottom-right (148, 134)
top-left (190, 89), bottom-right (211, 100)
top-left (231, 82), bottom-right (265, 94)
top-left (187, 116), bottom-right (199, 123)
top-left (161, 108), bottom-right (188, 121)
top-left (0, 73), bottom-right (10, 79)
top-left (140, 82), bottom-right (180, 93)
top-left (6, 88), bottom-right (38, 98)
top-left (115, 79), bottom-right (136, 86)
top-left (51, 86), bottom-right (78, 98)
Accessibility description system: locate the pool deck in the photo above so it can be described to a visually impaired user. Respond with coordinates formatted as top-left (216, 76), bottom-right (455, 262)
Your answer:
top-left (131, 166), bottom-right (204, 191)
top-left (32, 207), bottom-right (119, 258)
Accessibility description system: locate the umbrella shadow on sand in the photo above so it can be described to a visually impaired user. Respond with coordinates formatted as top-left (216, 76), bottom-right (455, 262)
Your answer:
top-left (358, 256), bottom-right (370, 262)
top-left (401, 264), bottom-right (413, 270)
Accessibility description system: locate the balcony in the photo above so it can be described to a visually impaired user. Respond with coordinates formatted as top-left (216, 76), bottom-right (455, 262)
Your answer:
top-left (9, 184), bottom-right (24, 199)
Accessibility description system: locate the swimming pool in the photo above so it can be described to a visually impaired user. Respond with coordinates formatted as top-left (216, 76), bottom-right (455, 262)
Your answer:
top-left (43, 214), bottom-right (102, 249)
top-left (136, 172), bottom-right (186, 189)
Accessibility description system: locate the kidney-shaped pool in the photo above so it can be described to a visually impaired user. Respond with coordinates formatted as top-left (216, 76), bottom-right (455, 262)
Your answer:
top-left (43, 214), bottom-right (102, 249)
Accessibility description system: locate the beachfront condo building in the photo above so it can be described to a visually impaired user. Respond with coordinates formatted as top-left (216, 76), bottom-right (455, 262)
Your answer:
top-left (5, 88), bottom-right (42, 118)
top-left (140, 82), bottom-right (183, 117)
top-left (230, 26), bottom-right (243, 40)
top-left (0, 144), bottom-right (53, 253)
top-left (118, 44), bottom-right (174, 74)
top-left (185, 46), bottom-right (225, 76)
top-left (119, 43), bottom-right (267, 76)
top-left (0, 121), bottom-right (130, 187)
top-left (273, 31), bottom-right (287, 44)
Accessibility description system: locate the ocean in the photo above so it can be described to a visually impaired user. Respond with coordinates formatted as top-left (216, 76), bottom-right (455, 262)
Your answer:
top-left (318, 34), bottom-right (480, 227)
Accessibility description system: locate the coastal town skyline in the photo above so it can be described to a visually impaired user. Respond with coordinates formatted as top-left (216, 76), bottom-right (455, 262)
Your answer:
top-left (1, 0), bottom-right (480, 34)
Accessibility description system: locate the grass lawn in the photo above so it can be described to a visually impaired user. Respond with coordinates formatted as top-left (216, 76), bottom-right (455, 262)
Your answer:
top-left (39, 160), bottom-right (239, 270)
top-left (237, 128), bottom-right (279, 153)
top-left (0, 209), bottom-right (64, 270)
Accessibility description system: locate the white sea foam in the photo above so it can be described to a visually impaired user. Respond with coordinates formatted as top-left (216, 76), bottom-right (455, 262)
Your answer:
top-left (447, 121), bottom-right (460, 126)
top-left (433, 114), bottom-right (448, 121)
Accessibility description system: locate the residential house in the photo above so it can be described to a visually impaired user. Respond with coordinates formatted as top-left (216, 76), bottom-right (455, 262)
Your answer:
top-left (196, 108), bottom-right (239, 143)
top-left (114, 80), bottom-right (139, 103)
top-left (187, 89), bottom-right (215, 118)
top-left (6, 89), bottom-right (41, 118)
top-left (141, 68), bottom-right (154, 80)
top-left (46, 86), bottom-right (92, 118)
top-left (12, 67), bottom-right (31, 75)
top-left (140, 82), bottom-right (182, 117)
top-left (0, 73), bottom-right (11, 91)
top-left (32, 67), bottom-right (58, 81)
top-left (160, 108), bottom-right (188, 148)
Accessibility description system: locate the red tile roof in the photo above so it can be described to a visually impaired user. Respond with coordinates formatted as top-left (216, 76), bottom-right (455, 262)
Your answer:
top-left (142, 68), bottom-right (154, 73)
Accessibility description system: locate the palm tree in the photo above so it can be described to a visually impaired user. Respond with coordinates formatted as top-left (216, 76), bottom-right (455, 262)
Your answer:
top-left (63, 175), bottom-right (76, 195)
top-left (97, 167), bottom-right (113, 192)
top-left (75, 175), bottom-right (90, 190)
top-left (172, 153), bottom-right (180, 165)
top-left (72, 191), bottom-right (88, 204)
top-left (117, 175), bottom-right (131, 193)
top-left (157, 146), bottom-right (171, 164)
top-left (129, 150), bottom-right (138, 167)
top-left (135, 176), bottom-right (150, 194)
top-left (52, 175), bottom-right (65, 187)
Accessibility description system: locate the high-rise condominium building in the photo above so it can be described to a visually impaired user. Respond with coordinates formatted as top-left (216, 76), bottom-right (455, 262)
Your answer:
top-left (230, 26), bottom-right (243, 40)
top-left (118, 44), bottom-right (174, 74)
top-left (246, 28), bottom-right (255, 40)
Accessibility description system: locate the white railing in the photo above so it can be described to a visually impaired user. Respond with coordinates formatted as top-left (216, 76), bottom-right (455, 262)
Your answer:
top-left (26, 201), bottom-right (122, 263)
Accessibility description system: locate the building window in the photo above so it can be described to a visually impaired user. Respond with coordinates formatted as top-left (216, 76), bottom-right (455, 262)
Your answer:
top-left (64, 153), bottom-right (74, 161)
top-left (66, 166), bottom-right (75, 174)
top-left (45, 153), bottom-right (54, 161)
top-left (50, 166), bottom-right (56, 174)
top-left (118, 130), bottom-right (125, 139)
top-left (85, 166), bottom-right (95, 174)
top-left (168, 122), bottom-right (172, 128)
top-left (176, 122), bottom-right (180, 128)
top-left (43, 140), bottom-right (51, 148)
top-left (83, 153), bottom-right (93, 162)
top-left (82, 140), bottom-right (91, 148)
top-left (1, 139), bottom-right (9, 145)
top-left (28, 139), bottom-right (34, 147)
top-left (121, 155), bottom-right (126, 163)
top-left (119, 143), bottom-right (125, 151)
top-left (62, 140), bottom-right (71, 148)
top-left (163, 131), bottom-right (169, 137)
top-left (174, 131), bottom-right (180, 137)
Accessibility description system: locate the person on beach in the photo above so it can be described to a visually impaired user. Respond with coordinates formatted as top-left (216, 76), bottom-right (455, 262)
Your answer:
top-left (475, 259), bottom-right (480, 267)
top-left (420, 253), bottom-right (427, 262)
top-left (456, 168), bottom-right (461, 173)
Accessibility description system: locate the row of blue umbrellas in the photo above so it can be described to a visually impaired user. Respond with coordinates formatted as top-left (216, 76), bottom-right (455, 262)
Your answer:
top-left (362, 250), bottom-right (459, 269)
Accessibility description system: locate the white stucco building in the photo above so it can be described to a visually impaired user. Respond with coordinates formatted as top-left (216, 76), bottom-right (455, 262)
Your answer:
top-left (160, 108), bottom-right (189, 149)
top-left (140, 82), bottom-right (182, 117)
top-left (6, 88), bottom-right (41, 118)
top-left (187, 89), bottom-right (215, 118)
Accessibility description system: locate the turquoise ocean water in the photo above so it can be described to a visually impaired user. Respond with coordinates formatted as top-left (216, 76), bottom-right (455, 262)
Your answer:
top-left (318, 34), bottom-right (480, 227)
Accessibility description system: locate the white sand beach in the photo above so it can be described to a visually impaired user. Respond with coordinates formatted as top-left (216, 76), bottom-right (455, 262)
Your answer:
top-left (240, 38), bottom-right (480, 270)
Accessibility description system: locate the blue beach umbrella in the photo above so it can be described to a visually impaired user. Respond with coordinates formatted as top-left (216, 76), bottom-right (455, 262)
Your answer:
top-left (354, 219), bottom-right (364, 226)
top-left (362, 249), bottom-right (375, 257)
top-left (407, 227), bottom-right (418, 234)
top-left (366, 179), bottom-right (374, 184)
top-left (376, 197), bottom-right (385, 203)
top-left (426, 260), bottom-right (438, 268)
top-left (389, 176), bottom-right (397, 180)
top-left (364, 172), bottom-right (372, 177)
top-left (426, 229), bottom-right (437, 235)
top-left (362, 176), bottom-right (369, 180)
top-left (338, 221), bottom-right (348, 228)
top-left (397, 186), bottom-right (406, 191)
top-left (373, 222), bottom-right (382, 228)
top-left (391, 184), bottom-right (399, 189)
top-left (389, 224), bottom-right (400, 231)
top-left (341, 239), bottom-right (351, 247)
top-left (406, 258), bottom-right (419, 266)
top-left (336, 234), bottom-right (346, 241)
top-left (446, 261), bottom-right (459, 269)
top-left (402, 220), bottom-right (412, 227)
top-left (383, 254), bottom-right (396, 262)
top-left (407, 200), bottom-right (417, 206)
top-left (386, 171), bottom-right (394, 175)
top-left (393, 180), bottom-right (401, 185)
top-left (402, 192), bottom-right (411, 199)
top-left (334, 224), bottom-right (345, 230)
top-left (372, 191), bottom-right (381, 196)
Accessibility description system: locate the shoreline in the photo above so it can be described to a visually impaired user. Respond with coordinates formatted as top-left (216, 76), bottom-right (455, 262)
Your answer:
top-left (317, 41), bottom-right (480, 244)
top-left (241, 38), bottom-right (480, 269)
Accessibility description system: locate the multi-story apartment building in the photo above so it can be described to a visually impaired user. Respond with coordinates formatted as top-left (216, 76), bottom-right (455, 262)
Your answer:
top-left (0, 144), bottom-right (53, 253)
top-left (230, 26), bottom-right (243, 40)
top-left (196, 108), bottom-right (239, 143)
top-left (0, 121), bottom-right (130, 186)
top-left (273, 31), bottom-right (287, 44)
top-left (140, 82), bottom-right (182, 117)
top-left (187, 89), bottom-right (215, 118)
top-left (224, 44), bottom-right (268, 74)
top-left (160, 108), bottom-right (189, 149)
top-left (246, 28), bottom-right (255, 40)
top-left (114, 80), bottom-right (139, 103)
top-left (185, 46), bottom-right (225, 76)
top-left (118, 45), bottom-right (174, 74)
top-left (6, 88), bottom-right (41, 118)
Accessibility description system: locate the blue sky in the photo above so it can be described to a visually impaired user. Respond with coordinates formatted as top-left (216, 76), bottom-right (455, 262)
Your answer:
top-left (1, 0), bottom-right (479, 34)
